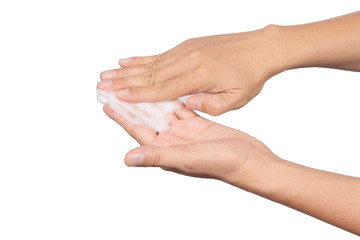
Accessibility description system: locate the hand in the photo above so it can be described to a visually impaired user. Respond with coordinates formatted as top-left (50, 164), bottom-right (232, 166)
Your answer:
top-left (103, 103), bottom-right (275, 184)
top-left (103, 103), bottom-right (360, 235)
top-left (99, 25), bottom-right (287, 116)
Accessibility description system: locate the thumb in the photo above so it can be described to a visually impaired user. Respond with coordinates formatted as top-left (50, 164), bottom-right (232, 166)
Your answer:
top-left (185, 92), bottom-right (246, 116)
top-left (124, 140), bottom-right (246, 181)
top-left (124, 145), bottom-right (191, 168)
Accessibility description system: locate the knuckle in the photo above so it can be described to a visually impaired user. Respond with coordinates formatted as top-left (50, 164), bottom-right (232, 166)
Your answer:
top-left (141, 71), bottom-right (155, 86)
top-left (141, 63), bottom-right (156, 86)
top-left (184, 37), bottom-right (199, 45)
top-left (154, 81), bottom-right (168, 96)
top-left (143, 62), bottom-right (156, 72)
top-left (151, 53), bottom-right (165, 62)
top-left (183, 38), bottom-right (194, 45)
top-left (193, 63), bottom-right (210, 78)
top-left (209, 100), bottom-right (223, 116)
top-left (188, 49), bottom-right (203, 60)
top-left (158, 53), bottom-right (166, 61)
top-left (119, 67), bottom-right (129, 76)
top-left (150, 149), bottom-right (165, 167)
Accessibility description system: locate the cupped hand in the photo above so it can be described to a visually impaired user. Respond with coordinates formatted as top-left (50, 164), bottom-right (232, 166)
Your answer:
top-left (98, 25), bottom-right (287, 116)
top-left (103, 103), bottom-right (275, 184)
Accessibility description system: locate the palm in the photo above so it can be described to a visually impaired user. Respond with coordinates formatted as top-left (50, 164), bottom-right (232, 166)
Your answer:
top-left (108, 104), bottom-right (221, 146)
top-left (104, 103), bottom-right (272, 181)
top-left (104, 104), bottom-right (264, 150)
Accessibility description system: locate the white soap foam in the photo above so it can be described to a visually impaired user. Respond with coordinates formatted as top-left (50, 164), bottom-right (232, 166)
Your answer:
top-left (97, 89), bottom-right (183, 132)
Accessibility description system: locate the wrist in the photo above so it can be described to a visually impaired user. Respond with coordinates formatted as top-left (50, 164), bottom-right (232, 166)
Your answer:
top-left (254, 24), bottom-right (300, 82)
top-left (267, 16), bottom-right (360, 71)
top-left (228, 151), bottom-right (301, 203)
top-left (260, 24), bottom-right (310, 73)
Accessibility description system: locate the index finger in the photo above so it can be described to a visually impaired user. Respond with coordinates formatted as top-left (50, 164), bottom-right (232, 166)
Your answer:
top-left (115, 71), bottom-right (201, 102)
top-left (118, 53), bottom-right (166, 67)
top-left (103, 104), bottom-right (157, 145)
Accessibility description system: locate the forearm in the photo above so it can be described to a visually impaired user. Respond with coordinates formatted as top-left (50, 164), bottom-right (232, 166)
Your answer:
top-left (236, 154), bottom-right (360, 235)
top-left (277, 11), bottom-right (360, 72)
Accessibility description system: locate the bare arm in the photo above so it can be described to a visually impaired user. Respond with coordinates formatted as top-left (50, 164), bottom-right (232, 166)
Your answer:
top-left (98, 11), bottom-right (360, 115)
top-left (234, 14), bottom-right (360, 230)
top-left (98, 11), bottom-right (360, 235)
top-left (279, 11), bottom-right (360, 71)
top-left (238, 154), bottom-right (360, 235)
top-left (101, 104), bottom-right (360, 235)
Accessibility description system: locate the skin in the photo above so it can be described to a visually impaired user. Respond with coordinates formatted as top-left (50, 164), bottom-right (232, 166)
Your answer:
top-left (98, 12), bottom-right (360, 115)
top-left (103, 104), bottom-right (360, 235)
top-left (98, 29), bottom-right (280, 116)
top-left (98, 12), bottom-right (360, 235)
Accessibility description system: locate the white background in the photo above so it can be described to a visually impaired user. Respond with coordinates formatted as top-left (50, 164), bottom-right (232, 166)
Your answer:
top-left (0, 0), bottom-right (359, 239)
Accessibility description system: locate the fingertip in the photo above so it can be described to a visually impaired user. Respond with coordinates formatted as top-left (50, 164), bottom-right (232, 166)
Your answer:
top-left (102, 104), bottom-right (116, 119)
top-left (99, 71), bottom-right (107, 80)
top-left (99, 72), bottom-right (105, 81)
top-left (125, 153), bottom-right (144, 167)
top-left (100, 70), bottom-right (116, 80)
top-left (185, 97), bottom-right (202, 111)
top-left (174, 104), bottom-right (198, 120)
top-left (102, 103), bottom-right (111, 114)
top-left (125, 147), bottom-right (148, 166)
top-left (115, 88), bottom-right (131, 101)
top-left (118, 58), bottom-right (133, 67)
top-left (116, 86), bottom-right (163, 103)
top-left (186, 94), bottom-right (225, 116)
top-left (125, 149), bottom-right (145, 167)
top-left (97, 80), bottom-right (112, 89)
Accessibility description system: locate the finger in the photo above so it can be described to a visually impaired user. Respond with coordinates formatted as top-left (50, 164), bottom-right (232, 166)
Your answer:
top-left (124, 144), bottom-right (195, 169)
top-left (98, 60), bottom-right (188, 91)
top-left (185, 91), bottom-right (246, 116)
top-left (173, 104), bottom-right (198, 120)
top-left (103, 104), bottom-right (156, 145)
top-left (125, 140), bottom-right (245, 182)
top-left (100, 67), bottom-right (145, 80)
top-left (101, 54), bottom-right (178, 81)
top-left (115, 71), bottom-right (200, 102)
top-left (118, 37), bottom-right (199, 68)
top-left (124, 141), bottom-right (232, 180)
top-left (118, 53), bottom-right (166, 68)
top-left (118, 42), bottom-right (186, 68)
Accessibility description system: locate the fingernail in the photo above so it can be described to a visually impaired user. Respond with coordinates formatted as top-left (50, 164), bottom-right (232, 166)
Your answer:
top-left (97, 80), bottom-right (112, 88)
top-left (188, 100), bottom-right (202, 111)
top-left (101, 70), bottom-right (116, 79)
top-left (118, 58), bottom-right (132, 65)
top-left (126, 153), bottom-right (144, 166)
top-left (116, 88), bottom-right (129, 97)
